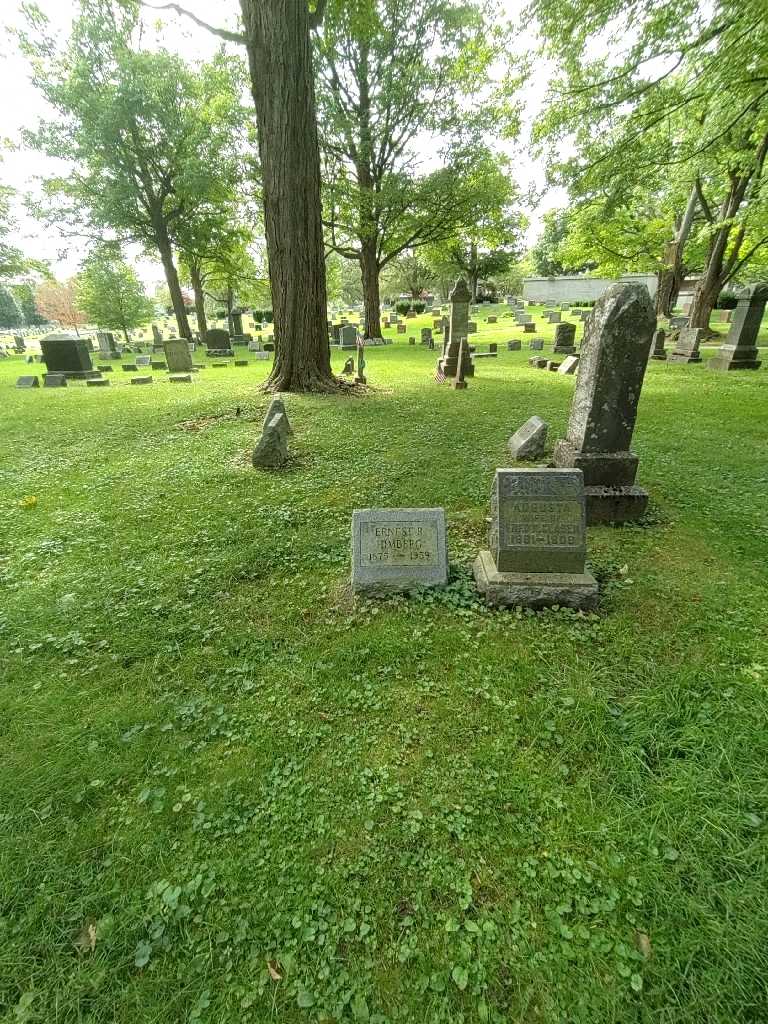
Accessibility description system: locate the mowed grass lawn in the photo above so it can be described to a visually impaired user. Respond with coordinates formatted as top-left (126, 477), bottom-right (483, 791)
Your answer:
top-left (1, 308), bottom-right (767, 1023)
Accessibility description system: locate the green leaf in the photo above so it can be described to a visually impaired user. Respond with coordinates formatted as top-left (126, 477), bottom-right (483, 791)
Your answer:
top-left (451, 965), bottom-right (469, 991)
top-left (296, 988), bottom-right (315, 1008)
top-left (134, 941), bottom-right (152, 968)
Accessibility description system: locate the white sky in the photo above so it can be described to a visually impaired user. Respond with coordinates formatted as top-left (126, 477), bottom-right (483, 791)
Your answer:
top-left (0, 0), bottom-right (565, 288)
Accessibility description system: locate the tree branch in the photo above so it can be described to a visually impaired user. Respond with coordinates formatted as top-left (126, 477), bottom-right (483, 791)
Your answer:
top-left (309, 0), bottom-right (328, 31)
top-left (141, 3), bottom-right (245, 44)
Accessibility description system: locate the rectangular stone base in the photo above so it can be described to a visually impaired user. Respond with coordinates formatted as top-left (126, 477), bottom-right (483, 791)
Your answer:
top-left (584, 485), bottom-right (648, 525)
top-left (668, 353), bottom-right (702, 363)
top-left (473, 551), bottom-right (598, 610)
top-left (708, 354), bottom-right (761, 371)
top-left (650, 353), bottom-right (667, 360)
top-left (554, 442), bottom-right (638, 488)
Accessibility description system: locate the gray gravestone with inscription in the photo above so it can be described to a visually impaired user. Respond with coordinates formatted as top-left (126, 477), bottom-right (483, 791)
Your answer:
top-left (669, 326), bottom-right (703, 363)
top-left (553, 283), bottom-right (655, 524)
top-left (708, 283), bottom-right (765, 371)
top-left (351, 508), bottom-right (448, 594)
top-left (163, 337), bottom-right (193, 373)
top-left (437, 278), bottom-right (474, 379)
top-left (553, 322), bottom-right (576, 354)
top-left (473, 468), bottom-right (598, 609)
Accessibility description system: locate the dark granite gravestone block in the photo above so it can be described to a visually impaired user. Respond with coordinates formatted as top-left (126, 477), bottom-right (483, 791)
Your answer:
top-left (43, 373), bottom-right (67, 388)
top-left (529, 357), bottom-right (548, 368)
top-left (553, 283), bottom-right (655, 524)
top-left (234, 359), bottom-right (248, 366)
top-left (14, 335), bottom-right (26, 353)
top-left (553, 322), bottom-right (576, 354)
top-left (122, 364), bottom-right (139, 372)
top-left (96, 364), bottom-right (114, 372)
top-left (529, 339), bottom-right (544, 351)
top-left (131, 376), bottom-right (153, 385)
top-left (150, 360), bottom-right (167, 370)
top-left (708, 283), bottom-right (765, 371)
top-left (473, 468), bottom-right (598, 609)
top-left (87, 378), bottom-right (110, 387)
top-left (205, 328), bottom-right (233, 355)
top-left (669, 327), bottom-right (703, 363)
top-left (523, 323), bottom-right (536, 333)
top-left (16, 375), bottom-right (39, 388)
top-left (339, 325), bottom-right (358, 348)
top-left (507, 340), bottom-right (521, 351)
top-left (169, 373), bottom-right (193, 383)
top-left (40, 333), bottom-right (96, 379)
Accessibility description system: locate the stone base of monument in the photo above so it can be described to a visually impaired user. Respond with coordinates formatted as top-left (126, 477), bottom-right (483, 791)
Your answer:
top-left (473, 551), bottom-right (598, 610)
top-left (553, 344), bottom-right (576, 355)
top-left (438, 356), bottom-right (475, 378)
top-left (553, 443), bottom-right (648, 524)
top-left (707, 346), bottom-right (761, 371)
top-left (668, 352), bottom-right (702, 363)
top-left (650, 352), bottom-right (667, 360)
top-left (583, 485), bottom-right (649, 524)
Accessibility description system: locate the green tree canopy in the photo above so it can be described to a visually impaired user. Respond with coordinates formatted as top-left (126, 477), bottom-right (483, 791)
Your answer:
top-left (75, 245), bottom-right (154, 340)
top-left (316, 0), bottom-right (519, 336)
top-left (529, 0), bottom-right (768, 324)
top-left (0, 285), bottom-right (23, 329)
top-left (19, 0), bottom-right (248, 340)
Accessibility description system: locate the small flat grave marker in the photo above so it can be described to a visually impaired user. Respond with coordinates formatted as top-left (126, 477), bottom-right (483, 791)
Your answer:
top-left (16, 375), bottom-right (39, 388)
top-left (351, 508), bottom-right (448, 595)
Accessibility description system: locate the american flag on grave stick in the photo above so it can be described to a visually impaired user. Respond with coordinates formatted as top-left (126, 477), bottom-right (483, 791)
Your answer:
top-left (434, 364), bottom-right (446, 383)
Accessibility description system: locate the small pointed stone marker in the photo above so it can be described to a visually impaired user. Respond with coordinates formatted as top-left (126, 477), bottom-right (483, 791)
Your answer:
top-left (253, 411), bottom-right (289, 468)
top-left (508, 416), bottom-right (548, 460)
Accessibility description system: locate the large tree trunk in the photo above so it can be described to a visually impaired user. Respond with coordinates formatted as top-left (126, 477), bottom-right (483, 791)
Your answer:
top-left (360, 240), bottom-right (382, 338)
top-left (469, 243), bottom-right (479, 302)
top-left (189, 263), bottom-right (208, 342)
top-left (656, 185), bottom-right (698, 318)
top-left (226, 285), bottom-right (235, 335)
top-left (240, 0), bottom-right (337, 392)
top-left (156, 224), bottom-right (191, 339)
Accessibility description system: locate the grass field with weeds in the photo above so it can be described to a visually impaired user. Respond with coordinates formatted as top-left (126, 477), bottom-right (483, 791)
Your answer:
top-left (1, 306), bottom-right (767, 1023)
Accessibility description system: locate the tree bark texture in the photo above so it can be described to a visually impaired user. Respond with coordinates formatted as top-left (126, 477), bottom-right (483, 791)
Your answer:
top-left (189, 262), bottom-right (208, 342)
top-left (240, 0), bottom-right (336, 391)
top-left (156, 223), bottom-right (192, 339)
top-left (360, 240), bottom-right (382, 338)
top-left (655, 185), bottom-right (698, 318)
